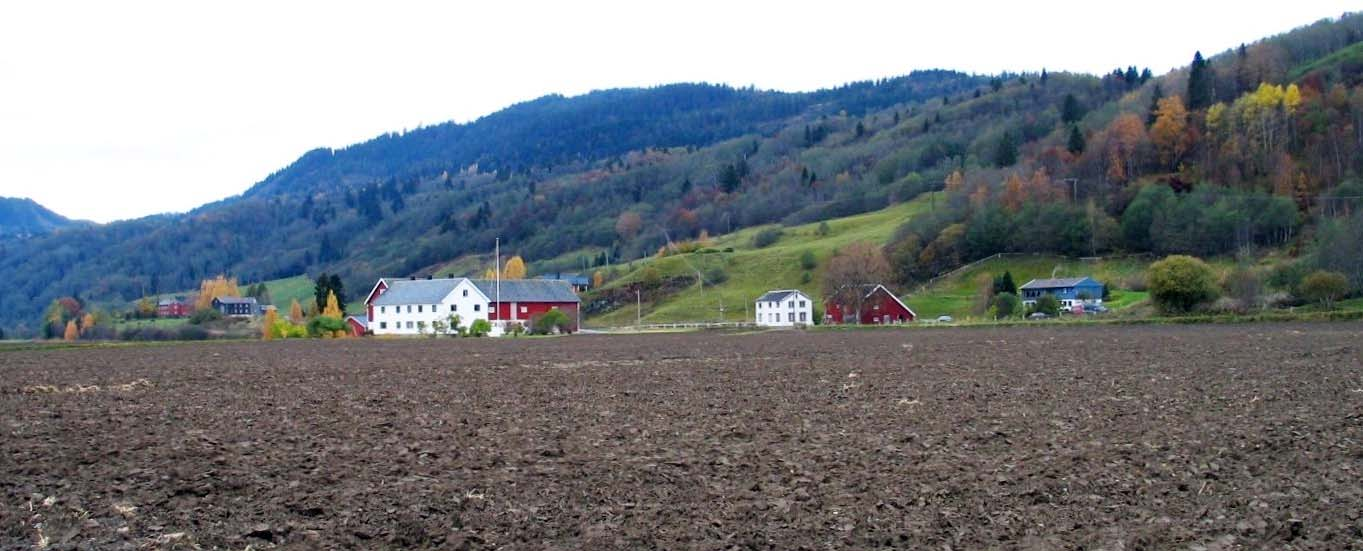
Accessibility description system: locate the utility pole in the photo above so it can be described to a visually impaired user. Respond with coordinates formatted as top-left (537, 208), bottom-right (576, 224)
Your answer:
top-left (495, 237), bottom-right (501, 328)
top-left (1059, 178), bottom-right (1079, 203)
top-left (636, 288), bottom-right (642, 328)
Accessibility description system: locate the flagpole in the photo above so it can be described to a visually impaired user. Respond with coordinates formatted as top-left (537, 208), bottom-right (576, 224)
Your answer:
top-left (495, 237), bottom-right (501, 326)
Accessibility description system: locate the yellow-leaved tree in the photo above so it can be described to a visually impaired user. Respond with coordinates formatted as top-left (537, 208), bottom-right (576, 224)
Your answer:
top-left (80, 312), bottom-right (95, 335)
top-left (504, 256), bottom-right (527, 279)
top-left (63, 320), bottom-right (79, 341)
top-left (289, 299), bottom-right (304, 324)
top-left (323, 290), bottom-right (343, 318)
top-left (1150, 95), bottom-right (1191, 169)
top-left (592, 270), bottom-right (604, 288)
top-left (195, 275), bottom-right (241, 311)
top-left (261, 308), bottom-right (278, 340)
top-left (483, 268), bottom-right (496, 279)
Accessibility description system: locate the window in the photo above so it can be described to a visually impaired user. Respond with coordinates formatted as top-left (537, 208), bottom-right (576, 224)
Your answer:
top-left (406, 305), bottom-right (412, 313)
top-left (520, 306), bottom-right (527, 313)
top-left (788, 313), bottom-right (794, 322)
top-left (799, 312), bottom-right (807, 322)
top-left (380, 306), bottom-right (386, 314)
top-left (756, 302), bottom-right (761, 310)
top-left (418, 305), bottom-right (423, 313)
top-left (474, 304), bottom-right (481, 312)
top-left (406, 321), bottom-right (414, 329)
top-left (379, 322), bottom-right (387, 329)
top-left (450, 304), bottom-right (457, 312)
top-left (799, 300), bottom-right (806, 307)
top-left (788, 300), bottom-right (794, 308)
top-left (462, 289), bottom-right (468, 297)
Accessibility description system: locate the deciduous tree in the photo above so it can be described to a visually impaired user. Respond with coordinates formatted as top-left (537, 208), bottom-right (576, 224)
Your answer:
top-left (823, 241), bottom-right (892, 322)
top-left (63, 320), bottom-right (78, 341)
top-left (504, 256), bottom-right (527, 279)
top-left (1150, 95), bottom-right (1191, 169)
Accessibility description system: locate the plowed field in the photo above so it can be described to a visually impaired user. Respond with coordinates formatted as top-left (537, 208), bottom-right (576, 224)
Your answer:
top-left (3, 323), bottom-right (1362, 549)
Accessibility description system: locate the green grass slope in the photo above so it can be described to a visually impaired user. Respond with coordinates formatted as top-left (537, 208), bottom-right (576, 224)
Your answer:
top-left (587, 194), bottom-right (937, 326)
top-left (901, 255), bottom-right (1155, 320)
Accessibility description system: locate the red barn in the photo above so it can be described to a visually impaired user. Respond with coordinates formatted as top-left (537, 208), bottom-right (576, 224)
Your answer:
top-left (475, 279), bottom-right (580, 333)
top-left (824, 284), bottom-right (916, 325)
top-left (156, 296), bottom-right (191, 318)
top-left (345, 315), bottom-right (369, 336)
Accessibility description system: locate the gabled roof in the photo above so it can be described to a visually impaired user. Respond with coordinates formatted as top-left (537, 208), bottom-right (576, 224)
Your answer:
top-left (1019, 277), bottom-right (1100, 290)
top-left (213, 296), bottom-right (258, 305)
top-left (755, 289), bottom-right (807, 303)
top-left (536, 273), bottom-right (591, 286)
top-left (371, 278), bottom-right (475, 306)
top-left (346, 315), bottom-right (368, 328)
top-left (823, 284), bottom-right (917, 318)
top-left (471, 279), bottom-right (579, 303)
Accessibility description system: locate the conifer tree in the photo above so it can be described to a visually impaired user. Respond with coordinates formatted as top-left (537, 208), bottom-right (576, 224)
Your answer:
top-left (1067, 125), bottom-right (1086, 154)
top-left (1187, 51), bottom-right (1214, 110)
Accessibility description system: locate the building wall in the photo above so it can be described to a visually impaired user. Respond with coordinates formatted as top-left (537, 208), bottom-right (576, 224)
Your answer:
top-left (826, 289), bottom-right (914, 324)
top-left (370, 280), bottom-right (488, 335)
top-left (754, 293), bottom-right (814, 327)
top-left (492, 301), bottom-right (579, 332)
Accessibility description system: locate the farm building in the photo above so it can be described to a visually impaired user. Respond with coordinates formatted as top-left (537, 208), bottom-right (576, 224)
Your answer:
top-left (536, 273), bottom-right (591, 293)
top-left (1019, 277), bottom-right (1105, 309)
top-left (212, 296), bottom-right (258, 318)
top-left (345, 315), bottom-right (368, 337)
top-left (754, 289), bottom-right (814, 327)
top-left (365, 276), bottom-right (579, 336)
top-left (824, 284), bottom-right (916, 324)
top-left (156, 296), bottom-right (191, 318)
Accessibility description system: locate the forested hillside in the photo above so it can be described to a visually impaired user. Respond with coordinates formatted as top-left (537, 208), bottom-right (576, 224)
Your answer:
top-left (4, 13), bottom-right (1363, 335)
top-left (0, 197), bottom-right (79, 237)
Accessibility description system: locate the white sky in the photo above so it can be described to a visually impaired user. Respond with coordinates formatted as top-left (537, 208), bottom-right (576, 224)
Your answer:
top-left (0, 1), bottom-right (1356, 223)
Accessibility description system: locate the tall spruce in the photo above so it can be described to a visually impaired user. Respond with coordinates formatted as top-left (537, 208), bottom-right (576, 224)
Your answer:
top-left (1067, 124), bottom-right (1086, 154)
top-left (1187, 51), bottom-right (1214, 109)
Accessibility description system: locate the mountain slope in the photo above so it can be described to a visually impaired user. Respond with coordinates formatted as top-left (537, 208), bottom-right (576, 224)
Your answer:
top-left (0, 197), bottom-right (79, 236)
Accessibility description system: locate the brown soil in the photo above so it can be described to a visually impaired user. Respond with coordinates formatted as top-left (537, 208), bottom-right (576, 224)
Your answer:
top-left (2, 323), bottom-right (1361, 549)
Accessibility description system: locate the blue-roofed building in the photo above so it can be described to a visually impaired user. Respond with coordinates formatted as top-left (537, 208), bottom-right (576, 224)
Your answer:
top-left (536, 272), bottom-right (591, 292)
top-left (1019, 277), bottom-right (1105, 309)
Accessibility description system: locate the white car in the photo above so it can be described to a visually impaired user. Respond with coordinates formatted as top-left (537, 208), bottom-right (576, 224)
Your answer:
top-left (936, 315), bottom-right (954, 323)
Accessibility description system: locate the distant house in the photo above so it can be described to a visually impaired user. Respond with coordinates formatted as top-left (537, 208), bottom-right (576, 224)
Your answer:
top-left (825, 284), bottom-right (916, 325)
top-left (212, 296), bottom-right (259, 318)
top-left (754, 289), bottom-right (814, 327)
top-left (156, 296), bottom-right (191, 318)
top-left (1019, 277), bottom-right (1105, 309)
top-left (345, 315), bottom-right (368, 337)
top-left (536, 273), bottom-right (592, 293)
top-left (365, 276), bottom-right (580, 336)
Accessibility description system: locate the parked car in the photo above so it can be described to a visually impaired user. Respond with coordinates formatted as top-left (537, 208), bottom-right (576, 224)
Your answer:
top-left (1088, 304), bottom-right (1109, 314)
top-left (935, 315), bottom-right (954, 323)
top-left (1027, 312), bottom-right (1050, 320)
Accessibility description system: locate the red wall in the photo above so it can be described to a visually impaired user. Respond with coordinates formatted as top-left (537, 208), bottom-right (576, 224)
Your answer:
top-left (365, 281), bottom-right (389, 320)
top-left (490, 301), bottom-right (579, 331)
top-left (825, 288), bottom-right (914, 324)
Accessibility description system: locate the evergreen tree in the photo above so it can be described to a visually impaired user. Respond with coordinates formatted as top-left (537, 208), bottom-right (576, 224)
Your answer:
top-left (1061, 94), bottom-right (1084, 124)
top-left (1067, 125), bottom-right (1086, 154)
top-left (1187, 51), bottom-right (1214, 109)
top-left (1146, 84), bottom-right (1164, 126)
top-left (993, 132), bottom-right (1018, 167)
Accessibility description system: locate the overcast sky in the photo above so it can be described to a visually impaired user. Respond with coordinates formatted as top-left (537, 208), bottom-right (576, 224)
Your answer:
top-left (0, 1), bottom-right (1356, 223)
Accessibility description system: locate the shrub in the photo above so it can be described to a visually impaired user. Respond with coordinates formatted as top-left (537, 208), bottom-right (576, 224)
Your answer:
top-left (468, 319), bottom-right (493, 337)
top-left (1033, 293), bottom-right (1061, 317)
top-left (271, 320), bottom-right (307, 339)
top-left (507, 322), bottom-right (525, 337)
top-left (799, 250), bottom-right (817, 270)
top-left (800, 271), bottom-right (813, 284)
top-left (176, 325), bottom-right (209, 341)
top-left (1148, 255), bottom-right (1219, 314)
top-left (640, 266), bottom-right (662, 289)
top-left (704, 267), bottom-right (729, 285)
top-left (992, 292), bottom-right (1020, 319)
top-left (816, 221), bottom-right (831, 236)
top-left (307, 315), bottom-right (346, 337)
top-left (1300, 270), bottom-right (1350, 309)
top-left (1123, 274), bottom-right (1148, 292)
top-left (189, 308), bottom-right (222, 325)
top-left (532, 309), bottom-right (573, 335)
top-left (751, 227), bottom-right (783, 248)
top-left (1223, 265), bottom-right (1263, 310)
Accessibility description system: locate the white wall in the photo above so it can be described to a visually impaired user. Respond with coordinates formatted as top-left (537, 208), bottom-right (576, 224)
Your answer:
top-left (754, 292), bottom-right (814, 327)
top-left (371, 279), bottom-right (490, 335)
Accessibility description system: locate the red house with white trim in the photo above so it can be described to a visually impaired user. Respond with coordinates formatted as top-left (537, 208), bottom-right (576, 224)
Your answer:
top-left (824, 284), bottom-right (916, 324)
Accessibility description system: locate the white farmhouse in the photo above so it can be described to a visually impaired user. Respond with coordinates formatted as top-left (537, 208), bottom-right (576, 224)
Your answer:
top-left (367, 277), bottom-right (490, 335)
top-left (754, 289), bottom-right (814, 327)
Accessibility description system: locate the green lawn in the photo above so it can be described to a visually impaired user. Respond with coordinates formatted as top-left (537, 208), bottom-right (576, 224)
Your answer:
top-left (111, 317), bottom-right (189, 330)
top-left (588, 194), bottom-right (937, 326)
top-left (902, 255), bottom-right (1153, 320)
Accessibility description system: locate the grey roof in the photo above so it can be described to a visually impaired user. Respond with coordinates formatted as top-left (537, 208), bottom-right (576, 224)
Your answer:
top-left (537, 273), bottom-right (591, 286)
top-left (1019, 277), bottom-right (1098, 289)
top-left (213, 296), bottom-right (258, 305)
top-left (471, 279), bottom-right (579, 303)
top-left (755, 289), bottom-right (804, 303)
top-left (371, 279), bottom-right (465, 306)
top-left (347, 315), bottom-right (368, 328)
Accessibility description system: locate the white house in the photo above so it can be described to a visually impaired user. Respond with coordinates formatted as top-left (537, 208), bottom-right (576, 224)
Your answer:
top-left (754, 289), bottom-right (814, 327)
top-left (367, 277), bottom-right (490, 335)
